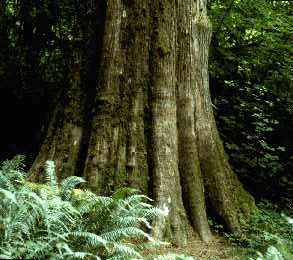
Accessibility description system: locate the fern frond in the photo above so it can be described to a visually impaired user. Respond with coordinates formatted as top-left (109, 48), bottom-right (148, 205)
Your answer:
top-left (9, 220), bottom-right (31, 241)
top-left (0, 172), bottom-right (15, 192)
top-left (135, 207), bottom-right (164, 220)
top-left (281, 213), bottom-right (293, 225)
top-left (63, 251), bottom-right (101, 259)
top-left (0, 190), bottom-right (48, 243)
top-left (44, 161), bottom-right (58, 197)
top-left (67, 231), bottom-right (109, 248)
top-left (115, 194), bottom-right (152, 212)
top-left (265, 246), bottom-right (284, 260)
top-left (0, 155), bottom-right (27, 192)
top-left (106, 242), bottom-right (143, 260)
top-left (0, 248), bottom-right (14, 259)
top-left (0, 155), bottom-right (26, 173)
top-left (111, 216), bottom-right (143, 228)
top-left (101, 226), bottom-right (154, 243)
top-left (25, 231), bottom-right (69, 258)
top-left (24, 239), bottom-right (56, 259)
top-left (19, 190), bottom-right (49, 219)
top-left (0, 254), bottom-right (12, 259)
top-left (0, 188), bottom-right (17, 204)
top-left (112, 187), bottom-right (140, 201)
top-left (112, 194), bottom-right (162, 221)
top-left (71, 193), bottom-right (113, 218)
top-left (60, 176), bottom-right (86, 201)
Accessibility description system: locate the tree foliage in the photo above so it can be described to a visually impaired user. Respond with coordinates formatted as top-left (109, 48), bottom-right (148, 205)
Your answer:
top-left (208, 0), bottom-right (293, 208)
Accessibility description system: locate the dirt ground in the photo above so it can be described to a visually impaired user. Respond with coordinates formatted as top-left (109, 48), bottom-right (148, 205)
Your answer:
top-left (124, 230), bottom-right (245, 260)
top-left (139, 237), bottom-right (241, 260)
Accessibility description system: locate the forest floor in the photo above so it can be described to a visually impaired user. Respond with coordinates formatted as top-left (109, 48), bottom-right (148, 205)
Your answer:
top-left (140, 237), bottom-right (242, 260)
top-left (125, 230), bottom-right (246, 260)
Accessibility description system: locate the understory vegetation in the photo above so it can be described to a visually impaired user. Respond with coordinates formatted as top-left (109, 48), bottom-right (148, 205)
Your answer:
top-left (0, 156), bottom-right (292, 260)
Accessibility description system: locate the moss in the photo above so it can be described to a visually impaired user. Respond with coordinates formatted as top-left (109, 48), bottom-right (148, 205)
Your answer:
top-left (22, 181), bottom-right (94, 203)
top-left (157, 30), bottom-right (171, 55)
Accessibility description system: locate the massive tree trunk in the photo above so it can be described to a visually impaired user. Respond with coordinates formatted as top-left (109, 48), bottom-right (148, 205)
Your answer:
top-left (27, 0), bottom-right (257, 246)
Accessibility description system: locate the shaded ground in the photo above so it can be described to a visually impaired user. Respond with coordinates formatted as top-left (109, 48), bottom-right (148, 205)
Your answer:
top-left (141, 238), bottom-right (241, 259)
top-left (123, 230), bottom-right (244, 260)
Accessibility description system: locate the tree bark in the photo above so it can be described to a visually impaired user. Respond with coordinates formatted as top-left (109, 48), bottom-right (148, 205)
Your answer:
top-left (176, 0), bottom-right (213, 243)
top-left (27, 0), bottom-right (257, 246)
top-left (192, 0), bottom-right (256, 235)
top-left (147, 0), bottom-right (191, 247)
top-left (83, 0), bottom-right (151, 196)
top-left (27, 35), bottom-right (85, 183)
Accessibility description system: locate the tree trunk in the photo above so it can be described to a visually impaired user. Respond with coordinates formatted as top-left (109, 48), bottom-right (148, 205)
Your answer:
top-left (27, 34), bottom-right (85, 183)
top-left (176, 0), bottom-right (213, 243)
top-left (192, 0), bottom-right (256, 235)
top-left (27, 0), bottom-right (257, 246)
top-left (27, 0), bottom-right (104, 184)
top-left (146, 0), bottom-right (191, 247)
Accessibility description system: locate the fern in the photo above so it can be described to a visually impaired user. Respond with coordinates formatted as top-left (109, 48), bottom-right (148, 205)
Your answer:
top-left (0, 158), bottom-right (99, 259)
top-left (45, 160), bottom-right (58, 196)
top-left (112, 187), bottom-right (141, 201)
top-left (0, 155), bottom-right (26, 192)
top-left (68, 187), bottom-right (165, 258)
top-left (0, 157), bottom-right (174, 260)
top-left (105, 242), bottom-right (143, 260)
top-left (246, 205), bottom-right (293, 260)
top-left (265, 246), bottom-right (284, 260)
top-left (248, 246), bottom-right (284, 260)
top-left (60, 175), bottom-right (87, 201)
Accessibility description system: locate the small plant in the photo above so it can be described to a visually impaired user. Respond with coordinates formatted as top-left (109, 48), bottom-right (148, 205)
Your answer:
top-left (151, 253), bottom-right (194, 260)
top-left (248, 245), bottom-right (284, 260)
top-left (69, 185), bottom-right (168, 259)
top-left (238, 201), bottom-right (293, 260)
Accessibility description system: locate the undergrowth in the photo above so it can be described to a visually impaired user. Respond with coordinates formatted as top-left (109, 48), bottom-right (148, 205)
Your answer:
top-left (0, 155), bottom-right (181, 259)
top-left (0, 155), bottom-right (291, 260)
top-left (212, 199), bottom-right (293, 260)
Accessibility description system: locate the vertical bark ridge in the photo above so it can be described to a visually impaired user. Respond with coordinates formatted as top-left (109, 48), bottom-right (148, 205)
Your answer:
top-left (84, 0), bottom-right (151, 195)
top-left (148, 0), bottom-right (189, 247)
top-left (192, 0), bottom-right (257, 235)
top-left (176, 0), bottom-right (212, 243)
top-left (83, 0), bottom-right (125, 195)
